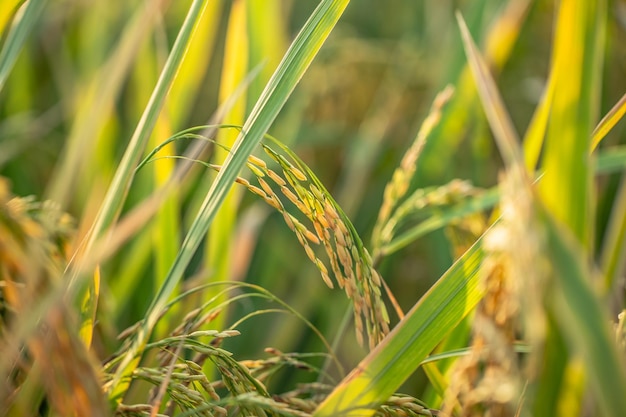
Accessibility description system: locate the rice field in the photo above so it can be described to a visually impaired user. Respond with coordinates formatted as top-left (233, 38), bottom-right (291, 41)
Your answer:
top-left (1, 1), bottom-right (626, 416)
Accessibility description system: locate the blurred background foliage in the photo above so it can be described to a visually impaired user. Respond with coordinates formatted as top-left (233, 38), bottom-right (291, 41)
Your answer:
top-left (1, 0), bottom-right (625, 404)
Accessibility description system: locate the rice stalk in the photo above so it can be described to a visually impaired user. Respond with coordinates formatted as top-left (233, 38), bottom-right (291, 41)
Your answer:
top-left (375, 178), bottom-right (489, 260)
top-left (371, 85), bottom-right (454, 260)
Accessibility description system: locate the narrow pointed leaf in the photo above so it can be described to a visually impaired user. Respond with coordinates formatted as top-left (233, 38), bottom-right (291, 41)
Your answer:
top-left (538, 0), bottom-right (605, 245)
top-left (541, 206), bottom-right (626, 416)
top-left (0, 0), bottom-right (25, 37)
top-left (0, 0), bottom-right (45, 92)
top-left (456, 12), bottom-right (524, 170)
top-left (591, 92), bottom-right (626, 151)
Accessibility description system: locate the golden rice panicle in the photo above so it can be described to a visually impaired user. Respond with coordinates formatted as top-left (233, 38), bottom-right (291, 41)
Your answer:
top-left (243, 142), bottom-right (391, 348)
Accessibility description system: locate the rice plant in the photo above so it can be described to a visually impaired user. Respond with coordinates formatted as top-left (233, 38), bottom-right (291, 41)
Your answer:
top-left (2, 0), bottom-right (626, 416)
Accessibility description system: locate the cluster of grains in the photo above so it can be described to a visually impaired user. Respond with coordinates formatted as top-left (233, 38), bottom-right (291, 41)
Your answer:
top-left (241, 349), bottom-right (436, 417)
top-left (116, 325), bottom-right (438, 417)
top-left (0, 182), bottom-right (74, 282)
top-left (214, 143), bottom-right (390, 349)
top-left (372, 86), bottom-right (454, 259)
top-left (117, 332), bottom-right (343, 416)
top-left (442, 172), bottom-right (542, 417)
top-left (240, 347), bottom-right (318, 382)
top-left (0, 178), bottom-right (108, 416)
top-left (116, 329), bottom-right (279, 417)
top-left (131, 361), bottom-right (224, 417)
top-left (378, 394), bottom-right (434, 416)
top-left (273, 382), bottom-right (333, 414)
